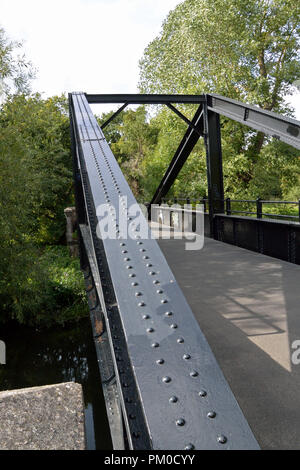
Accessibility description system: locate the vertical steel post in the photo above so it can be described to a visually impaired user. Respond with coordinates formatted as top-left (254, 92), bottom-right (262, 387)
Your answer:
top-left (204, 96), bottom-right (225, 238)
top-left (256, 197), bottom-right (262, 219)
top-left (226, 197), bottom-right (231, 215)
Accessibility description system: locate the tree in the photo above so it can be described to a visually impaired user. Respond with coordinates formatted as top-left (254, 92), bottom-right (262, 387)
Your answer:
top-left (139, 0), bottom-right (300, 112)
top-left (139, 0), bottom-right (300, 198)
top-left (0, 26), bottom-right (35, 97)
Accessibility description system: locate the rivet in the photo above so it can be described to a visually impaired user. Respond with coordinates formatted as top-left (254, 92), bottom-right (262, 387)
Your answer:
top-left (157, 289), bottom-right (163, 294)
top-left (137, 241), bottom-right (143, 245)
top-left (183, 354), bottom-right (191, 360)
top-left (218, 435), bottom-right (227, 444)
top-left (162, 376), bottom-right (171, 383)
top-left (147, 327), bottom-right (154, 333)
top-left (190, 370), bottom-right (198, 377)
top-left (129, 274), bottom-right (136, 278)
top-left (126, 265), bottom-right (133, 269)
top-left (176, 418), bottom-right (185, 426)
top-left (143, 256), bottom-right (149, 260)
top-left (207, 411), bottom-right (216, 419)
top-left (165, 311), bottom-right (173, 317)
top-left (135, 292), bottom-right (142, 297)
top-left (161, 299), bottom-right (168, 304)
top-left (138, 302), bottom-right (145, 307)
top-left (199, 390), bottom-right (207, 397)
top-left (142, 314), bottom-right (150, 320)
top-left (151, 342), bottom-right (159, 348)
top-left (121, 250), bottom-right (127, 254)
top-left (156, 359), bottom-right (164, 365)
top-left (169, 396), bottom-right (178, 403)
top-left (153, 280), bottom-right (160, 284)
top-left (149, 271), bottom-right (156, 275)
top-left (185, 444), bottom-right (195, 450)
top-left (170, 323), bottom-right (178, 329)
top-left (120, 243), bottom-right (126, 246)
top-left (146, 263), bottom-right (152, 267)
top-left (124, 257), bottom-right (130, 261)
top-left (140, 249), bottom-right (146, 252)
top-left (177, 337), bottom-right (184, 344)
top-left (131, 282), bottom-right (138, 286)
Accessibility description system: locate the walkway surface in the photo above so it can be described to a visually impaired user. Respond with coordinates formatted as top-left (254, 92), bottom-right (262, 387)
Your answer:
top-left (156, 234), bottom-right (300, 450)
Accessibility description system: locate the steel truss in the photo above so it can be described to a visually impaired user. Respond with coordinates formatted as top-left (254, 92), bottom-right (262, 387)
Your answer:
top-left (69, 92), bottom-right (260, 450)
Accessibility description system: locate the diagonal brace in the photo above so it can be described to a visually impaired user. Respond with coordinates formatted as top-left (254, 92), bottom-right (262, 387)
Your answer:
top-left (101, 103), bottom-right (128, 129)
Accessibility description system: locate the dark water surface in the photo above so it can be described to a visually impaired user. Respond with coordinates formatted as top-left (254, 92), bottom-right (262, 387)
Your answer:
top-left (0, 318), bottom-right (112, 450)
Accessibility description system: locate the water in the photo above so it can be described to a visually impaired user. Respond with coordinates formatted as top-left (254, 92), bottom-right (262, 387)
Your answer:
top-left (0, 318), bottom-right (112, 450)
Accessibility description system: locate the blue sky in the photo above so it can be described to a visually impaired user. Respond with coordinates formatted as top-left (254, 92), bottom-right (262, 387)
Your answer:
top-left (1, 0), bottom-right (299, 118)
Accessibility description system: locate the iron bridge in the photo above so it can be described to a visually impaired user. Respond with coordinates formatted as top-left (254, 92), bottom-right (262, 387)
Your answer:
top-left (69, 91), bottom-right (300, 450)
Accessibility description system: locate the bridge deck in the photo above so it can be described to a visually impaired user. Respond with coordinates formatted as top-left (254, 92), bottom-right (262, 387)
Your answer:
top-left (156, 234), bottom-right (300, 449)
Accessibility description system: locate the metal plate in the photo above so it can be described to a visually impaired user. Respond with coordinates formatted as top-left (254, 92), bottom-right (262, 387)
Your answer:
top-left (208, 94), bottom-right (300, 149)
top-left (71, 92), bottom-right (260, 450)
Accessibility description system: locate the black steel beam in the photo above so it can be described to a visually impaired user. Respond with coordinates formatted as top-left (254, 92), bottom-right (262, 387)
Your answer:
top-left (86, 93), bottom-right (206, 104)
top-left (70, 91), bottom-right (259, 450)
top-left (204, 100), bottom-right (225, 237)
top-left (101, 103), bottom-right (128, 129)
top-left (207, 93), bottom-right (300, 149)
top-left (166, 103), bottom-right (203, 137)
top-left (150, 105), bottom-right (204, 207)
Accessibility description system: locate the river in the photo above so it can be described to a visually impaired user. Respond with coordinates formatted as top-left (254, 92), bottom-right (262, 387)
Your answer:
top-left (0, 317), bottom-right (112, 450)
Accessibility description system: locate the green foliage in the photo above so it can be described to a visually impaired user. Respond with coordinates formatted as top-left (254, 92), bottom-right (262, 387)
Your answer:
top-left (0, 93), bottom-right (73, 244)
top-left (0, 26), bottom-right (35, 96)
top-left (0, 91), bottom-right (82, 327)
top-left (0, 245), bottom-right (88, 327)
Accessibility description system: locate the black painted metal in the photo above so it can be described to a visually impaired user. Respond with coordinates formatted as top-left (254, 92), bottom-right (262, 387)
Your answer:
top-left (204, 98), bottom-right (225, 237)
top-left (166, 103), bottom-right (203, 136)
top-left (150, 106), bottom-right (204, 207)
top-left (213, 214), bottom-right (300, 264)
top-left (208, 94), bottom-right (300, 149)
top-left (86, 93), bottom-right (206, 104)
top-left (101, 103), bottom-right (128, 130)
top-left (69, 92), bottom-right (259, 450)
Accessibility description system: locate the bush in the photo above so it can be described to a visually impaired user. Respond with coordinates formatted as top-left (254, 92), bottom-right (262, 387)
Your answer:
top-left (0, 245), bottom-right (88, 328)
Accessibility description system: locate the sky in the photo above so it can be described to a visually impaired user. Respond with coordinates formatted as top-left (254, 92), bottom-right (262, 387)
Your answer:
top-left (1, 0), bottom-right (300, 118)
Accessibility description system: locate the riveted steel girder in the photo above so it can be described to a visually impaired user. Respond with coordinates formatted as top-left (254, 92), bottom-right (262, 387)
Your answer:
top-left (69, 91), bottom-right (259, 450)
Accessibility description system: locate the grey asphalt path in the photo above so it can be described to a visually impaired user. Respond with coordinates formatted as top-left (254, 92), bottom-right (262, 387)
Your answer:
top-left (157, 234), bottom-right (300, 449)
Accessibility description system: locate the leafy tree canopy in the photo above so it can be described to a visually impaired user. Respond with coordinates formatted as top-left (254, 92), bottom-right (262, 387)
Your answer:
top-left (0, 26), bottom-right (35, 97)
top-left (139, 0), bottom-right (300, 113)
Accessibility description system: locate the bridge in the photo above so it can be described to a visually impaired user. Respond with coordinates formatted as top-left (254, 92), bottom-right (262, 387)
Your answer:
top-left (69, 92), bottom-right (300, 450)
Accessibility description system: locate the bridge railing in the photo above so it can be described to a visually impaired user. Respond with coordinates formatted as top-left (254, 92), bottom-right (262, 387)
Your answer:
top-left (158, 197), bottom-right (300, 223)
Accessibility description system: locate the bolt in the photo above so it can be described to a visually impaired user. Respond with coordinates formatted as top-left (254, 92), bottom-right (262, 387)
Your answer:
top-left (199, 390), bottom-right (207, 397)
top-left (176, 418), bottom-right (185, 426)
top-left (169, 396), bottom-right (178, 403)
top-left (217, 435), bottom-right (227, 444)
top-left (170, 323), bottom-right (178, 329)
top-left (185, 444), bottom-right (195, 450)
top-left (162, 376), bottom-right (171, 383)
top-left (177, 337), bottom-right (184, 344)
top-left (207, 411), bottom-right (216, 419)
